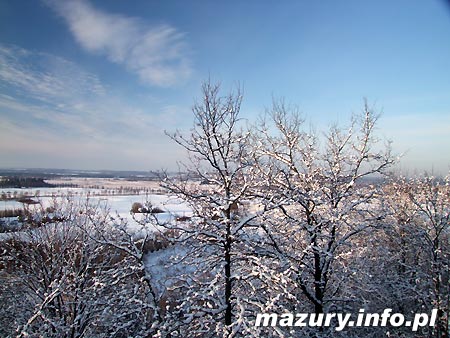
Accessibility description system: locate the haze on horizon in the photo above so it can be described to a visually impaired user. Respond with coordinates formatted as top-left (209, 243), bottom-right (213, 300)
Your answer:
top-left (0, 0), bottom-right (449, 175)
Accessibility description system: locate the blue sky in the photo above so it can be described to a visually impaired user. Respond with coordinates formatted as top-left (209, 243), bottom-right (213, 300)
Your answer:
top-left (0, 0), bottom-right (449, 174)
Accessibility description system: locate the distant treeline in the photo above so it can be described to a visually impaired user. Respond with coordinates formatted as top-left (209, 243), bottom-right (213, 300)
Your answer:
top-left (0, 208), bottom-right (24, 218)
top-left (0, 177), bottom-right (55, 188)
top-left (0, 168), bottom-right (162, 179)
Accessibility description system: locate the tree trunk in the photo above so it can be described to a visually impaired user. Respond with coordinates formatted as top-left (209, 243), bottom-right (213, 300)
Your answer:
top-left (314, 250), bottom-right (324, 314)
top-left (224, 225), bottom-right (232, 326)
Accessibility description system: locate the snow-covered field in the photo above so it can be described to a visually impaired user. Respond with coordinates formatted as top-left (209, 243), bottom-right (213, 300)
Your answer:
top-left (0, 186), bottom-right (192, 231)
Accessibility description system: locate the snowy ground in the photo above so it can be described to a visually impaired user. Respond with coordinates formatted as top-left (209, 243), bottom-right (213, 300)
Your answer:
top-left (0, 185), bottom-right (195, 302)
top-left (0, 186), bottom-right (192, 236)
top-left (145, 243), bottom-right (194, 297)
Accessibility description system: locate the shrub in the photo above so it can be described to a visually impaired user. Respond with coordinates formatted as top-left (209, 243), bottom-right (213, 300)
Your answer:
top-left (131, 202), bottom-right (143, 213)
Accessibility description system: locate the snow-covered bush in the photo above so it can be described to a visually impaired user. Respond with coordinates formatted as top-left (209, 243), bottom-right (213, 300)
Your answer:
top-left (0, 199), bottom-right (155, 337)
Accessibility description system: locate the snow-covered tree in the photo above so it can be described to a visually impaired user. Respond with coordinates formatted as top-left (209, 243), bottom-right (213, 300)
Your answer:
top-left (252, 99), bottom-right (396, 320)
top-left (161, 81), bottom-right (288, 337)
top-left (390, 174), bottom-right (450, 337)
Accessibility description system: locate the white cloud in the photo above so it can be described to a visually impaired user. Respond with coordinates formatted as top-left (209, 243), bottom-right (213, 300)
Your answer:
top-left (0, 44), bottom-right (188, 170)
top-left (0, 44), bottom-right (105, 103)
top-left (45, 0), bottom-right (192, 87)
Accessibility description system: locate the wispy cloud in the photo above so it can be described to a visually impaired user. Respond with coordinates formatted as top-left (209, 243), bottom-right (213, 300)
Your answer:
top-left (0, 44), bottom-right (105, 103)
top-left (0, 44), bottom-right (111, 138)
top-left (45, 0), bottom-right (192, 87)
top-left (0, 44), bottom-right (187, 169)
